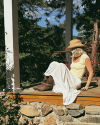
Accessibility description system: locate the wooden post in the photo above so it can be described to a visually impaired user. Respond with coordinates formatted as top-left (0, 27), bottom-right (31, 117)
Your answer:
top-left (92, 22), bottom-right (99, 67)
top-left (4, 0), bottom-right (20, 91)
top-left (65, 0), bottom-right (73, 67)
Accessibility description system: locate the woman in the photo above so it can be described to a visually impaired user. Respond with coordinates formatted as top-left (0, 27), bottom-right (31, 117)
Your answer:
top-left (33, 39), bottom-right (93, 105)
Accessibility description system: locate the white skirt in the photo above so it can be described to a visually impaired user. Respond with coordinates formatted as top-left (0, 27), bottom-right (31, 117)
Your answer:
top-left (44, 61), bottom-right (81, 105)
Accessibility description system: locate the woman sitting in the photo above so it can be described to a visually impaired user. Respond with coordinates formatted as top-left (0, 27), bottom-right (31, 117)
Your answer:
top-left (33, 39), bottom-right (93, 105)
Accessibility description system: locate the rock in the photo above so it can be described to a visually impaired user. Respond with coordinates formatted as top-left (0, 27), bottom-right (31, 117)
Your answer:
top-left (12, 103), bottom-right (20, 107)
top-left (66, 103), bottom-right (83, 110)
top-left (33, 117), bottom-right (40, 125)
top-left (53, 106), bottom-right (65, 116)
top-left (19, 116), bottom-right (26, 125)
top-left (85, 106), bottom-right (100, 115)
top-left (59, 114), bottom-right (73, 122)
top-left (68, 109), bottom-right (85, 117)
top-left (39, 123), bottom-right (44, 125)
top-left (44, 113), bottom-right (57, 125)
top-left (80, 115), bottom-right (100, 123)
top-left (19, 102), bottom-right (27, 105)
top-left (28, 118), bottom-right (33, 125)
top-left (62, 107), bottom-right (68, 115)
top-left (64, 122), bottom-right (100, 125)
top-left (19, 105), bottom-right (40, 117)
top-left (42, 104), bottom-right (53, 116)
top-left (59, 122), bottom-right (64, 125)
top-left (30, 102), bottom-right (44, 109)
top-left (19, 116), bottom-right (33, 125)
top-left (51, 105), bottom-right (68, 115)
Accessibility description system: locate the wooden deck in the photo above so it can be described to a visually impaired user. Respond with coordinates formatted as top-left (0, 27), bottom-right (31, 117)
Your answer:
top-left (8, 77), bottom-right (100, 107)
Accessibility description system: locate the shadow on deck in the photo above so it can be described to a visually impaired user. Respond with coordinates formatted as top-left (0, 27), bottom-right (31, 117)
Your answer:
top-left (8, 77), bottom-right (100, 107)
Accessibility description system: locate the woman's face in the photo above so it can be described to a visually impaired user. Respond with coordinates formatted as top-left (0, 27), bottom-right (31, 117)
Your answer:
top-left (71, 47), bottom-right (85, 58)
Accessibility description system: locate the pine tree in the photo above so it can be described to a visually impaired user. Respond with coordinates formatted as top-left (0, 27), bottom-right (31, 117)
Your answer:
top-left (73, 0), bottom-right (100, 64)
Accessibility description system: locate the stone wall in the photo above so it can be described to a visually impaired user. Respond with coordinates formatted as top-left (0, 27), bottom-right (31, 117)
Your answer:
top-left (17, 102), bottom-right (100, 125)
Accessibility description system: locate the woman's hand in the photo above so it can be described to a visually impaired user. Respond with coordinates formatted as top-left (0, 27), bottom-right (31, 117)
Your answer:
top-left (81, 86), bottom-right (88, 91)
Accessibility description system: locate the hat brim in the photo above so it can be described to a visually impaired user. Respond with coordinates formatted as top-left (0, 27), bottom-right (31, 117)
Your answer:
top-left (66, 44), bottom-right (85, 50)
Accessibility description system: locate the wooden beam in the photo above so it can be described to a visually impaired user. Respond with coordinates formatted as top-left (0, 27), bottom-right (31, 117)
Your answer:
top-left (65, 0), bottom-right (73, 66)
top-left (4, 0), bottom-right (20, 91)
top-left (8, 92), bottom-right (100, 107)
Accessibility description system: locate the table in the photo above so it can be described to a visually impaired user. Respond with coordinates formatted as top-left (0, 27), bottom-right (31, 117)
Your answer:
top-left (54, 51), bottom-right (71, 69)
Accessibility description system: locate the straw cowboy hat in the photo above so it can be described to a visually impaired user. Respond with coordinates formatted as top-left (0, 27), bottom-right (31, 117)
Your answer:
top-left (66, 39), bottom-right (85, 50)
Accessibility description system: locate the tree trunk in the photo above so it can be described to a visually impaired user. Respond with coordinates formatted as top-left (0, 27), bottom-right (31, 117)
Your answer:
top-left (92, 22), bottom-right (99, 67)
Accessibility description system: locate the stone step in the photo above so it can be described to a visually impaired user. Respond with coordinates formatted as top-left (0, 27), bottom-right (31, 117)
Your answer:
top-left (63, 122), bottom-right (100, 125)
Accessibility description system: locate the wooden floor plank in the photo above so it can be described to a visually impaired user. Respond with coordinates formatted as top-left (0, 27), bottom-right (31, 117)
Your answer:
top-left (77, 96), bottom-right (100, 101)
top-left (8, 92), bottom-right (100, 107)
top-left (7, 77), bottom-right (100, 107)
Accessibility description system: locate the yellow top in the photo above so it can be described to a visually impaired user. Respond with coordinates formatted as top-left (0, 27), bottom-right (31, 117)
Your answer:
top-left (70, 54), bottom-right (90, 79)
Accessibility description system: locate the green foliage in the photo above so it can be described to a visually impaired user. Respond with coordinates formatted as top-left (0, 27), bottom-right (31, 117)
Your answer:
top-left (0, 52), bottom-right (6, 90)
top-left (17, 0), bottom-right (66, 86)
top-left (18, 21), bottom-right (65, 85)
top-left (0, 92), bottom-right (20, 125)
top-left (0, 1), bottom-right (6, 89)
top-left (45, 0), bottom-right (66, 22)
top-left (73, 0), bottom-right (100, 39)
top-left (0, 1), bottom-right (4, 52)
top-left (0, 0), bottom-right (66, 88)
top-left (0, 0), bottom-right (100, 88)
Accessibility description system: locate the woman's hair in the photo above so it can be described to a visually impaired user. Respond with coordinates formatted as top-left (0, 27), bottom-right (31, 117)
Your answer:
top-left (71, 48), bottom-right (86, 58)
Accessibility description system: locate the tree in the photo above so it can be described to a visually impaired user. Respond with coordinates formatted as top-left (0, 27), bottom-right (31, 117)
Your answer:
top-left (0, 0), bottom-right (66, 87)
top-left (73, 0), bottom-right (100, 64)
top-left (0, 1), bottom-right (6, 90)
top-left (17, 0), bottom-right (66, 85)
top-left (45, 0), bottom-right (66, 22)
top-left (0, 0), bottom-right (4, 51)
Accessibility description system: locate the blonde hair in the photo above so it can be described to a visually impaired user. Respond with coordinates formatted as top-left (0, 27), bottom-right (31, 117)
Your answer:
top-left (71, 48), bottom-right (86, 58)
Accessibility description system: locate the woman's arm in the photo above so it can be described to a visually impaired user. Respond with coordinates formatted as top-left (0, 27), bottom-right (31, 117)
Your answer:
top-left (81, 58), bottom-right (93, 91)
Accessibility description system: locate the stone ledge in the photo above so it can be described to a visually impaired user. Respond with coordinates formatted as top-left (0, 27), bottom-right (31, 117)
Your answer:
top-left (63, 122), bottom-right (100, 125)
top-left (17, 102), bottom-right (100, 124)
top-left (66, 103), bottom-right (83, 110)
top-left (85, 106), bottom-right (100, 115)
